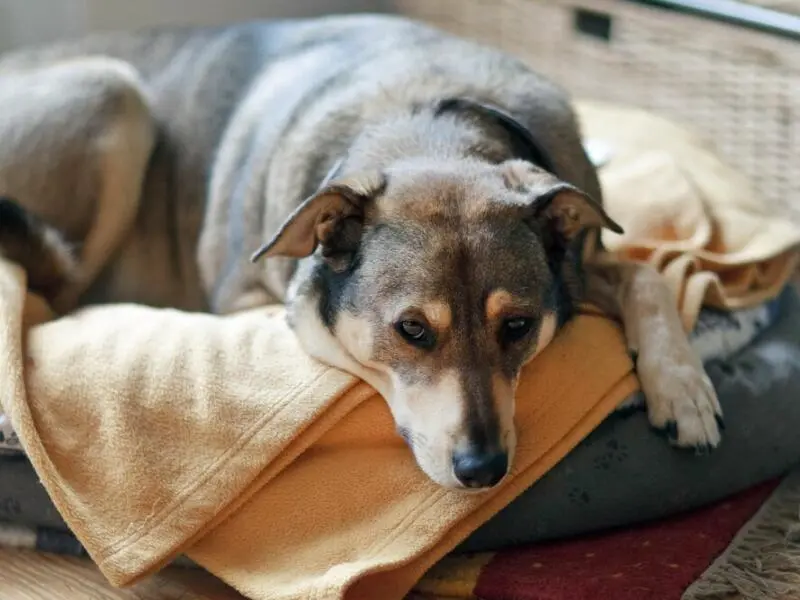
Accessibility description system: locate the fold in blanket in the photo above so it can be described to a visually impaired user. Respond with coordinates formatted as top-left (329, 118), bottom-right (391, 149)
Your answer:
top-left (0, 259), bottom-right (637, 600)
top-left (576, 101), bottom-right (800, 331)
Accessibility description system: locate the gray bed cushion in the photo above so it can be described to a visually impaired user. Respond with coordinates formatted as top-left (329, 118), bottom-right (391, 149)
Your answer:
top-left (0, 456), bottom-right (66, 530)
top-left (1, 289), bottom-right (799, 552)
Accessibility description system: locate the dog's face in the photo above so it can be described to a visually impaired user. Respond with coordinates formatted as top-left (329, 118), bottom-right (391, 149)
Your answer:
top-left (254, 157), bottom-right (620, 490)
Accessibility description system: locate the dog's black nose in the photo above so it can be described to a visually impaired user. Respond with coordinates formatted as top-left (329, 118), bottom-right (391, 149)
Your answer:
top-left (452, 449), bottom-right (508, 489)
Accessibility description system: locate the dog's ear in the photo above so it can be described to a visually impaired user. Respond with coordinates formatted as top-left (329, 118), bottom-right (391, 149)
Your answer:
top-left (250, 171), bottom-right (385, 271)
top-left (501, 159), bottom-right (622, 243)
top-left (434, 97), bottom-right (556, 173)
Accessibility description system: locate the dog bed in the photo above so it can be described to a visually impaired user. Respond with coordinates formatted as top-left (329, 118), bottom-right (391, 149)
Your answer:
top-left (1, 286), bottom-right (797, 557)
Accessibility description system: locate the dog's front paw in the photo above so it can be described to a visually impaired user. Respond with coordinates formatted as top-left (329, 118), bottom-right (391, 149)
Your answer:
top-left (637, 348), bottom-right (723, 453)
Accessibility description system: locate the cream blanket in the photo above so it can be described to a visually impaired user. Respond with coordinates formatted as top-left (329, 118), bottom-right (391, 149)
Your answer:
top-left (580, 101), bottom-right (800, 330)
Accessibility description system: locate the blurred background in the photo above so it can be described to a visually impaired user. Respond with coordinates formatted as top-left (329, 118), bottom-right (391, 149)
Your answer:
top-left (0, 0), bottom-right (389, 51)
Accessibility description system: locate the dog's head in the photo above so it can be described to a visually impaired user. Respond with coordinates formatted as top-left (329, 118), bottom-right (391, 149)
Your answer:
top-left (252, 101), bottom-right (621, 490)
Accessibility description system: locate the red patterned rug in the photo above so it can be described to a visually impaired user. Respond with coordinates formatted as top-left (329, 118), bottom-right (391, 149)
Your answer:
top-left (413, 480), bottom-right (779, 600)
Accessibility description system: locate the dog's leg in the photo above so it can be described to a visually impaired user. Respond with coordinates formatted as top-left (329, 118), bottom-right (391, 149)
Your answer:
top-left (51, 60), bottom-right (156, 313)
top-left (0, 57), bottom-right (155, 312)
top-left (585, 260), bottom-right (723, 451)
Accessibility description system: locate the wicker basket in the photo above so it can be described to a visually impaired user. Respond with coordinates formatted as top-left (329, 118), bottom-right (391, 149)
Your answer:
top-left (394, 0), bottom-right (800, 219)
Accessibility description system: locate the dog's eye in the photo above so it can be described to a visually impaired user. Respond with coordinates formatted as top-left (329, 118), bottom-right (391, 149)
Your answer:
top-left (500, 317), bottom-right (534, 344)
top-left (396, 320), bottom-right (435, 348)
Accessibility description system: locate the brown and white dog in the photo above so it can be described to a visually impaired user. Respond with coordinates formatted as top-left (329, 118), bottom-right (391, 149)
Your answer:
top-left (0, 14), bottom-right (721, 490)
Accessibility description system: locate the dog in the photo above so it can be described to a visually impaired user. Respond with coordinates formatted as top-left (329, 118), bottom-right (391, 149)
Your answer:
top-left (0, 14), bottom-right (721, 490)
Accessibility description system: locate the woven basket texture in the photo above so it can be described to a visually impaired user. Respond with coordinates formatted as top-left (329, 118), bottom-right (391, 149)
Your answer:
top-left (748, 0), bottom-right (800, 15)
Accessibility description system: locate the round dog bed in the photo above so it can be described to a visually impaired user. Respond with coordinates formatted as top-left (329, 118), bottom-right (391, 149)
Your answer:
top-left (2, 287), bottom-right (799, 557)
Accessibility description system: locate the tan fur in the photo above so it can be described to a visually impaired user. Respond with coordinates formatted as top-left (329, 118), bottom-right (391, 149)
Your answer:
top-left (485, 289), bottom-right (515, 321)
top-left (491, 372), bottom-right (518, 465)
top-left (422, 301), bottom-right (452, 331)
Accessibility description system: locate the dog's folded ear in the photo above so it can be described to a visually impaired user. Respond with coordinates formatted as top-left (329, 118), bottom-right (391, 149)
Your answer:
top-left (250, 170), bottom-right (386, 271)
top-left (501, 159), bottom-right (623, 242)
top-left (434, 97), bottom-right (557, 173)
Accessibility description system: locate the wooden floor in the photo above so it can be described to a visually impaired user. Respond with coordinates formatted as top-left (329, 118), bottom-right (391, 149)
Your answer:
top-left (0, 548), bottom-right (246, 600)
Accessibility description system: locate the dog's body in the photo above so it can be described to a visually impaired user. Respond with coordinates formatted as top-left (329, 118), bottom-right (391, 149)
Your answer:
top-left (0, 14), bottom-right (721, 489)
